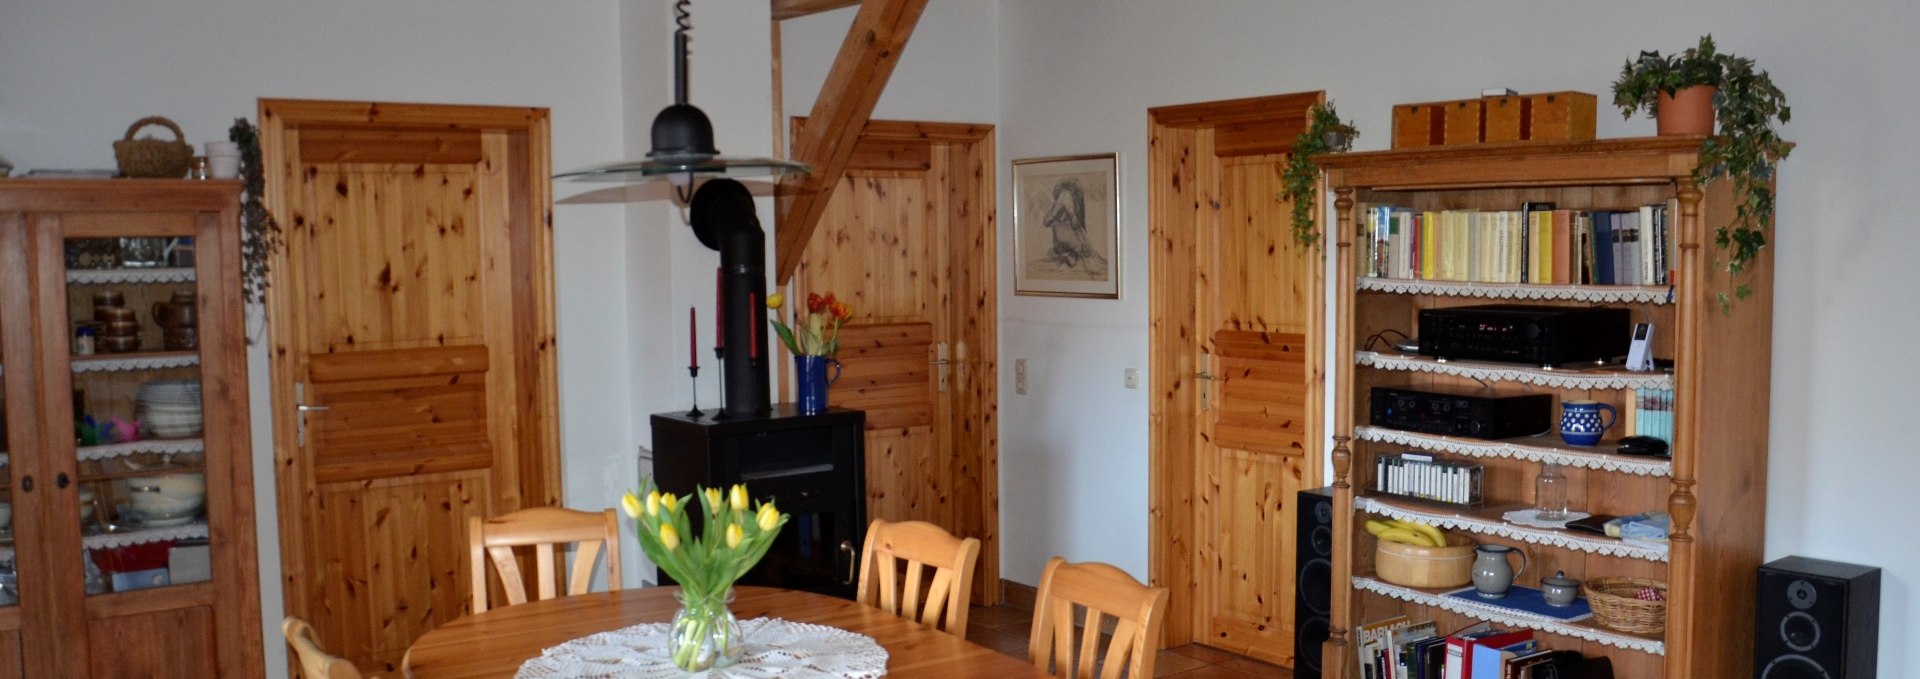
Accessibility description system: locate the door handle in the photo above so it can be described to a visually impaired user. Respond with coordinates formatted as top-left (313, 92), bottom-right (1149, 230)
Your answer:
top-left (295, 382), bottom-right (330, 446)
top-left (839, 540), bottom-right (858, 585)
top-left (1195, 358), bottom-right (1217, 412)
top-left (932, 342), bottom-right (951, 392)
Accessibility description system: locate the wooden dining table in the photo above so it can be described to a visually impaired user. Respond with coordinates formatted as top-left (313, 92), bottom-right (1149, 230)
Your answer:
top-left (406, 586), bottom-right (1050, 678)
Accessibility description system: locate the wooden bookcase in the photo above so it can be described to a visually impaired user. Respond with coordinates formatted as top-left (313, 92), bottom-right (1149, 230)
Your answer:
top-left (0, 179), bottom-right (261, 677)
top-left (1316, 138), bottom-right (1775, 678)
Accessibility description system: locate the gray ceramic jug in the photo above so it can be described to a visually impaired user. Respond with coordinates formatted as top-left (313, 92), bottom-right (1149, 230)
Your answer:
top-left (1472, 544), bottom-right (1529, 598)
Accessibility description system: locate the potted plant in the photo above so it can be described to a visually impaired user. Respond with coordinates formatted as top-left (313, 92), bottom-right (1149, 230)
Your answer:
top-left (1281, 101), bottom-right (1358, 248)
top-left (1613, 35), bottom-right (1791, 308)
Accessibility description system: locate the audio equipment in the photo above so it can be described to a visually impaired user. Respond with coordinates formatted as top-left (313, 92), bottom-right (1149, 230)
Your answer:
top-left (1755, 556), bottom-right (1881, 678)
top-left (1418, 304), bottom-right (1632, 367)
top-left (1293, 487), bottom-right (1334, 678)
top-left (1370, 387), bottom-right (1553, 440)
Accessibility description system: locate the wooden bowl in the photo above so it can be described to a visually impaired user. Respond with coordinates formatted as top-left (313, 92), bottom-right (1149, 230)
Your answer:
top-left (98, 335), bottom-right (141, 353)
top-left (1375, 532), bottom-right (1475, 588)
top-left (94, 306), bottom-right (135, 323)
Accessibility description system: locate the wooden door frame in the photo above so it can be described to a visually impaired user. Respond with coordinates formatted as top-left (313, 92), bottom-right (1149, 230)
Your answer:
top-left (785, 118), bottom-right (1001, 604)
top-left (257, 99), bottom-right (561, 658)
top-left (1146, 92), bottom-right (1326, 646)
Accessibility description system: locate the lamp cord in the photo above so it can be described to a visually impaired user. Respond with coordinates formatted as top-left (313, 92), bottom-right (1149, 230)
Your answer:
top-left (673, 0), bottom-right (692, 105)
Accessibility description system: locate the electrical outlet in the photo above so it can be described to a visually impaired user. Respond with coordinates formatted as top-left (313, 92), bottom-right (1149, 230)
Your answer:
top-left (1014, 358), bottom-right (1028, 395)
top-left (1124, 367), bottom-right (1139, 390)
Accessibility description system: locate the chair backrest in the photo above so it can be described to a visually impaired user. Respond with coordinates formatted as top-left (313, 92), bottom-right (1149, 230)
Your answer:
top-left (283, 616), bottom-right (363, 679)
top-left (469, 506), bottom-right (622, 613)
top-left (855, 519), bottom-right (981, 638)
top-left (1027, 557), bottom-right (1170, 679)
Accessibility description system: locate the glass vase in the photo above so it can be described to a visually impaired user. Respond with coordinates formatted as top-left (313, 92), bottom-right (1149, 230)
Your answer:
top-left (1534, 462), bottom-right (1570, 521)
top-left (669, 588), bottom-right (741, 672)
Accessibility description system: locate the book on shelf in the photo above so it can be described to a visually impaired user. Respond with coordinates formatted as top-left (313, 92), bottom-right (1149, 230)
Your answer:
top-left (1362, 203), bottom-right (1672, 287)
top-left (1629, 387), bottom-right (1674, 443)
top-left (1445, 629), bottom-right (1533, 679)
top-left (1471, 638), bottom-right (1539, 679)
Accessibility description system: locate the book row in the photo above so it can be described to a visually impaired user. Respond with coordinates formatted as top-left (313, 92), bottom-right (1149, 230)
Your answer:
top-left (1361, 202), bottom-right (1677, 287)
top-left (1375, 452), bottom-right (1485, 507)
top-left (1357, 617), bottom-right (1615, 679)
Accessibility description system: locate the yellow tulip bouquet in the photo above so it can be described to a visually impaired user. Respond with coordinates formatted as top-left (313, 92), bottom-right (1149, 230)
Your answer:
top-left (623, 479), bottom-right (789, 671)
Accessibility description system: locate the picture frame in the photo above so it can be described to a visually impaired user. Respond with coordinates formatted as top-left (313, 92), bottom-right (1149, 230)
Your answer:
top-left (1012, 154), bottom-right (1120, 298)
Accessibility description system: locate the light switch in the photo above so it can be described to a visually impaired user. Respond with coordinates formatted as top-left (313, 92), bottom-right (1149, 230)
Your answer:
top-left (1015, 358), bottom-right (1028, 395)
top-left (1124, 367), bottom-right (1139, 389)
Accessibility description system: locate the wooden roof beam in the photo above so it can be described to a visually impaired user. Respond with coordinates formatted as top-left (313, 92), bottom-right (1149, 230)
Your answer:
top-left (772, 0), bottom-right (862, 21)
top-left (773, 0), bottom-right (927, 283)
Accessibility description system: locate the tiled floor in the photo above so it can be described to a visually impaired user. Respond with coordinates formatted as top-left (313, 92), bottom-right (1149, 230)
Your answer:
top-left (967, 604), bottom-right (1296, 678)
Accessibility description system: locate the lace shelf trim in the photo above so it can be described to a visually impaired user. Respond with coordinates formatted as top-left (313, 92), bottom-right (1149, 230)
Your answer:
top-left (1355, 426), bottom-right (1671, 477)
top-left (77, 439), bottom-right (205, 462)
top-left (83, 522), bottom-right (209, 550)
top-left (71, 353), bottom-right (199, 373)
top-left (1355, 352), bottom-right (1674, 390)
top-left (1353, 576), bottom-right (1666, 655)
top-left (66, 268), bottom-right (197, 285)
top-left (1354, 496), bottom-right (1669, 562)
top-left (1357, 278), bottom-right (1672, 304)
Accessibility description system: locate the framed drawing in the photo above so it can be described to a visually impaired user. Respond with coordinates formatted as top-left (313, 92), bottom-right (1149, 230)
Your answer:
top-left (1013, 154), bottom-right (1120, 298)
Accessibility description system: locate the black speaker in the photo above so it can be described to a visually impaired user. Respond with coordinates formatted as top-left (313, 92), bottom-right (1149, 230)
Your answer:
top-left (1755, 556), bottom-right (1881, 678)
top-left (1294, 487), bottom-right (1334, 678)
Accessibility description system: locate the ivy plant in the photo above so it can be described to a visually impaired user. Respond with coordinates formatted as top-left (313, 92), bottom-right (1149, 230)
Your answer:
top-left (1280, 102), bottom-right (1358, 249)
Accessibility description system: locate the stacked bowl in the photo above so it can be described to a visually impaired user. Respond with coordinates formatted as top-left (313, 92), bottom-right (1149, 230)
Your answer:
top-left (136, 379), bottom-right (201, 439)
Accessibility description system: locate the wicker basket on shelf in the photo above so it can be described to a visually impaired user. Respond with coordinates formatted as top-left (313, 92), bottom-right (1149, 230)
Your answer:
top-left (1583, 576), bottom-right (1668, 634)
top-left (112, 116), bottom-right (194, 178)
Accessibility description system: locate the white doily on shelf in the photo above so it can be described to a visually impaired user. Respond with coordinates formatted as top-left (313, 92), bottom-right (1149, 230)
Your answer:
top-left (1356, 278), bottom-right (1672, 305)
top-left (82, 522), bottom-right (209, 550)
top-left (517, 617), bottom-right (888, 679)
top-left (1354, 351), bottom-right (1674, 390)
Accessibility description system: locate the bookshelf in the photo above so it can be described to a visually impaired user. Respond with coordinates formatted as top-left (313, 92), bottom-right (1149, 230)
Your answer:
top-left (1319, 137), bottom-right (1776, 678)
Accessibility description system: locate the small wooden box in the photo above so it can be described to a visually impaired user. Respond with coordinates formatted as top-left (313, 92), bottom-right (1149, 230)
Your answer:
top-left (1443, 99), bottom-right (1485, 145)
top-left (1482, 96), bottom-right (1531, 143)
top-left (1392, 103), bottom-right (1446, 149)
top-left (1527, 91), bottom-right (1598, 141)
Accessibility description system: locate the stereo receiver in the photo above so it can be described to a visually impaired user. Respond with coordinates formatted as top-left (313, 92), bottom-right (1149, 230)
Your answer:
top-left (1370, 387), bottom-right (1552, 440)
top-left (1418, 304), bottom-right (1630, 367)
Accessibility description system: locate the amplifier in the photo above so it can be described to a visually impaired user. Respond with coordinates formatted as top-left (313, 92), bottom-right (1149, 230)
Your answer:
top-left (1370, 387), bottom-right (1552, 440)
top-left (1418, 304), bottom-right (1631, 367)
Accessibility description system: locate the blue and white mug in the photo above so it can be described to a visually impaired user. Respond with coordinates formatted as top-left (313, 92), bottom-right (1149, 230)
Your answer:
top-left (1559, 400), bottom-right (1617, 446)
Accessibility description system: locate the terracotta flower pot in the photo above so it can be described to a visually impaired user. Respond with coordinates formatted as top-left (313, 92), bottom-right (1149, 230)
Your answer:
top-left (1656, 85), bottom-right (1717, 136)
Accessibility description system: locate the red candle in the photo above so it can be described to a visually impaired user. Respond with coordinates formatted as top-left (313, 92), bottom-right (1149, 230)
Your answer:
top-left (714, 268), bottom-right (725, 350)
top-left (749, 292), bottom-right (759, 360)
top-left (689, 307), bottom-right (698, 368)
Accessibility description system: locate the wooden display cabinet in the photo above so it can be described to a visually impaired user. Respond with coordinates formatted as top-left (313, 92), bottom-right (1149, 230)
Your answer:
top-left (1316, 138), bottom-right (1776, 678)
top-left (0, 179), bottom-right (261, 677)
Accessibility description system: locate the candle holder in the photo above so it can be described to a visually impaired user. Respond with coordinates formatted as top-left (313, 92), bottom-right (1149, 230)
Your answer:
top-left (686, 365), bottom-right (703, 418)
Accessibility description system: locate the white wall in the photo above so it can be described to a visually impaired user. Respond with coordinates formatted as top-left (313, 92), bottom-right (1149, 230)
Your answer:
top-left (994, 0), bottom-right (1920, 668)
top-left (0, 1), bottom-right (630, 674)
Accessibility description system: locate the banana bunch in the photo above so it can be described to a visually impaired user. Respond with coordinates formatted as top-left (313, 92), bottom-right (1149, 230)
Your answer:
top-left (1366, 518), bottom-right (1448, 547)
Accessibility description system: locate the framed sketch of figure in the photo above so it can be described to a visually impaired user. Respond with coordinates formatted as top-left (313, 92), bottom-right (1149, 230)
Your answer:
top-left (1012, 154), bottom-right (1120, 298)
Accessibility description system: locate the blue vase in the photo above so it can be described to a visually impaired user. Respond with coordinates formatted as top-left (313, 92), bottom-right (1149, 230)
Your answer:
top-left (794, 355), bottom-right (842, 415)
top-left (1558, 400), bottom-right (1617, 446)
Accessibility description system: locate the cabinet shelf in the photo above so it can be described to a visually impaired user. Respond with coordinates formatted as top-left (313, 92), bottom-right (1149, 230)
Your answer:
top-left (70, 351), bottom-right (199, 373)
top-left (0, 522), bottom-right (208, 560)
top-left (65, 268), bottom-right (196, 285)
top-left (76, 439), bottom-right (204, 463)
top-left (1353, 575), bottom-right (1666, 655)
top-left (1357, 277), bottom-right (1672, 304)
top-left (1355, 351), bottom-right (1674, 390)
top-left (1354, 495), bottom-right (1669, 562)
top-left (1356, 425), bottom-right (1671, 477)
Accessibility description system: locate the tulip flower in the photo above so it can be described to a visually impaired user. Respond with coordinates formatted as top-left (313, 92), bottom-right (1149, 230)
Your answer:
top-left (621, 492), bottom-right (643, 519)
top-left (757, 504), bottom-right (781, 532)
top-left (646, 490), bottom-right (661, 517)
top-left (659, 523), bottom-right (681, 551)
top-left (704, 487), bottom-right (724, 512)
top-left (726, 523), bottom-right (744, 549)
top-left (660, 492), bottom-right (679, 514)
top-left (765, 292), bottom-right (785, 309)
top-left (729, 485), bottom-right (748, 511)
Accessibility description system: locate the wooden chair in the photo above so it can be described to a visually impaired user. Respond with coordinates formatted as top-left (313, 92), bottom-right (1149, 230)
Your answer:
top-left (1027, 557), bottom-right (1170, 679)
top-left (469, 506), bottom-right (622, 613)
top-left (283, 616), bottom-right (363, 679)
top-left (855, 519), bottom-right (981, 638)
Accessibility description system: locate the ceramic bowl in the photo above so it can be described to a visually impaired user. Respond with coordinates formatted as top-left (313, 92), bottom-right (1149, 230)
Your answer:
top-left (127, 472), bottom-right (205, 519)
top-left (100, 320), bottom-right (140, 337)
top-left (93, 305), bottom-right (135, 323)
top-left (98, 335), bottom-right (141, 353)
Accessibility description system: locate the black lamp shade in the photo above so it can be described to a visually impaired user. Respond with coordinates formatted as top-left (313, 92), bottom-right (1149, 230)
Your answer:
top-left (649, 103), bottom-right (719, 161)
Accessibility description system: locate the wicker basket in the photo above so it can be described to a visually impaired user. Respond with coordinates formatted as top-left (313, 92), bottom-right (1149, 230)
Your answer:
top-left (1583, 577), bottom-right (1667, 634)
top-left (112, 116), bottom-right (194, 178)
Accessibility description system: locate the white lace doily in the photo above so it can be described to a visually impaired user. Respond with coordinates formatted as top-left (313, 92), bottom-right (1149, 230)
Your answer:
top-left (516, 617), bottom-right (888, 679)
top-left (1501, 508), bottom-right (1590, 529)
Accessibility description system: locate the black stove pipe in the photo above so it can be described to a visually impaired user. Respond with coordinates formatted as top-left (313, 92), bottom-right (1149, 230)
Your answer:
top-left (689, 179), bottom-right (770, 417)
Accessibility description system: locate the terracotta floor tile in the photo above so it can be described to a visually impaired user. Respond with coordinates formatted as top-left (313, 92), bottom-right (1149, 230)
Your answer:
top-left (969, 604), bottom-right (1034, 630)
top-left (971, 626), bottom-right (1032, 659)
top-left (1153, 649), bottom-right (1213, 677)
top-left (1216, 655), bottom-right (1295, 679)
top-left (1161, 665), bottom-right (1267, 679)
top-left (1167, 644), bottom-right (1246, 665)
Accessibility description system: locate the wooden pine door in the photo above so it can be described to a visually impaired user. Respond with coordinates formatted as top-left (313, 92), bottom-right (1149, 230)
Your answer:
top-left (786, 120), bottom-right (1000, 604)
top-left (1149, 93), bottom-right (1325, 666)
top-left (260, 100), bottom-right (560, 674)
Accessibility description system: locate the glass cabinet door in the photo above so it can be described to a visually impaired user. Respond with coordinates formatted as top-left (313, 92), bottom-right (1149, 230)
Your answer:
top-left (61, 233), bottom-right (211, 597)
top-left (0, 311), bottom-right (16, 610)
